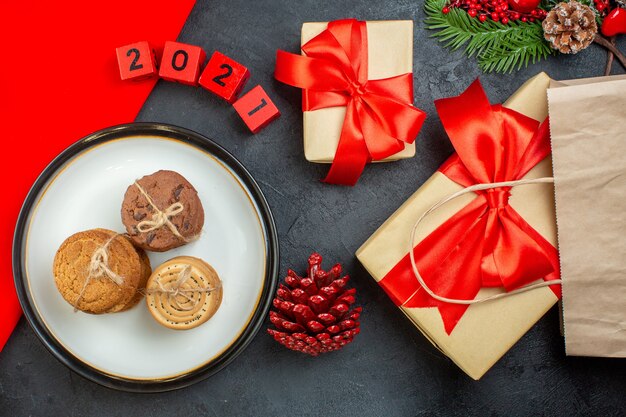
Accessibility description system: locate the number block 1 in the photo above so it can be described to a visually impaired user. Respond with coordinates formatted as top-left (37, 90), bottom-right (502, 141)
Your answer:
top-left (198, 51), bottom-right (250, 103)
top-left (115, 41), bottom-right (157, 81)
top-left (233, 85), bottom-right (280, 134)
top-left (159, 41), bottom-right (206, 86)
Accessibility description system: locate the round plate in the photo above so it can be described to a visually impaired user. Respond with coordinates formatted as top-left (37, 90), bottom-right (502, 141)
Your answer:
top-left (12, 123), bottom-right (279, 392)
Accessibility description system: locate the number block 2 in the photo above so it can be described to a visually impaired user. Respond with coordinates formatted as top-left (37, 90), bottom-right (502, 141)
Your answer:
top-left (158, 41), bottom-right (206, 86)
top-left (199, 51), bottom-right (250, 103)
top-left (116, 41), bottom-right (157, 81)
top-left (233, 85), bottom-right (280, 133)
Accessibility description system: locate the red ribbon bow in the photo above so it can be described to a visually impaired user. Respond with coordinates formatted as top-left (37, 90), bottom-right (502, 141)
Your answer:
top-left (275, 19), bottom-right (427, 185)
top-left (379, 80), bottom-right (561, 334)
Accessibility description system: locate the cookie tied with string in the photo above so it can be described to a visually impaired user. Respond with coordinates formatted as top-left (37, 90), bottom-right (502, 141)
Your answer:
top-left (53, 229), bottom-right (150, 314)
top-left (145, 256), bottom-right (223, 330)
top-left (121, 170), bottom-right (204, 252)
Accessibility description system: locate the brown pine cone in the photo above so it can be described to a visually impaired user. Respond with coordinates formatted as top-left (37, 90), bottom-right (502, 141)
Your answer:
top-left (542, 1), bottom-right (598, 54)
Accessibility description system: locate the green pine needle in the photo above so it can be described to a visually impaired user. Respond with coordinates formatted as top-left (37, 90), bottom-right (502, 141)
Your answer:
top-left (479, 35), bottom-right (553, 72)
top-left (424, 0), bottom-right (556, 73)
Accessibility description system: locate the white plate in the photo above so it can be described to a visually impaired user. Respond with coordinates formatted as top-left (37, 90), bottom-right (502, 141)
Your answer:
top-left (13, 124), bottom-right (278, 392)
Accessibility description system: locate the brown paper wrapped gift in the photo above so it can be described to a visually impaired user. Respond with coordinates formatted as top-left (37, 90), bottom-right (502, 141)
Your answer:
top-left (301, 20), bottom-right (415, 163)
top-left (356, 73), bottom-right (560, 380)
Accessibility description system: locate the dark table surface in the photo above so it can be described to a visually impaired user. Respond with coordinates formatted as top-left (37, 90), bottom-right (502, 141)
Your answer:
top-left (2, 1), bottom-right (625, 416)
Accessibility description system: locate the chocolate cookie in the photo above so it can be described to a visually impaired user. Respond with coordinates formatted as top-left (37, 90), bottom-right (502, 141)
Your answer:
top-left (145, 256), bottom-right (223, 330)
top-left (53, 229), bottom-right (144, 314)
top-left (121, 170), bottom-right (204, 252)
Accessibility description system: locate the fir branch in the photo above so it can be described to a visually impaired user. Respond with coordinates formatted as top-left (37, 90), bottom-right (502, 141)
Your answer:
top-left (424, 0), bottom-right (556, 73)
top-left (479, 34), bottom-right (554, 72)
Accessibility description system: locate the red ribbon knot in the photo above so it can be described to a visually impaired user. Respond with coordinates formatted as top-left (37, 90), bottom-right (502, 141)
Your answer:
top-left (347, 80), bottom-right (367, 97)
top-left (484, 187), bottom-right (511, 209)
top-left (274, 19), bottom-right (426, 185)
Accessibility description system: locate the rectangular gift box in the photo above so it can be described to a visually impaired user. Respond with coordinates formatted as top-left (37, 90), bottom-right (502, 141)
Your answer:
top-left (301, 20), bottom-right (415, 163)
top-left (356, 73), bottom-right (559, 380)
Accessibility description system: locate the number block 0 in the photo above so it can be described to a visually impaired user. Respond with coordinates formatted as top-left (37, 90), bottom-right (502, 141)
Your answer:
top-left (233, 85), bottom-right (280, 133)
top-left (198, 51), bottom-right (250, 103)
top-left (115, 41), bottom-right (157, 81)
top-left (158, 41), bottom-right (206, 86)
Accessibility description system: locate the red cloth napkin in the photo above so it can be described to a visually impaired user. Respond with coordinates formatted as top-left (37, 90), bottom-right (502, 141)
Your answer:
top-left (0, 1), bottom-right (196, 352)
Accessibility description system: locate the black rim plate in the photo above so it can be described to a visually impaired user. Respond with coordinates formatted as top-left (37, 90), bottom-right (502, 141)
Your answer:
top-left (12, 123), bottom-right (279, 392)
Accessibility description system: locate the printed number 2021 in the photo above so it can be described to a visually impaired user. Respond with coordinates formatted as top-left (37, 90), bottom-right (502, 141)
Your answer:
top-left (126, 48), bottom-right (143, 71)
top-left (212, 64), bottom-right (233, 87)
top-left (248, 98), bottom-right (267, 116)
top-left (171, 50), bottom-right (189, 71)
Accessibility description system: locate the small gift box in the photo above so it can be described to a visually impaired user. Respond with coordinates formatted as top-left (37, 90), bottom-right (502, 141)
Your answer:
top-left (275, 19), bottom-right (426, 185)
top-left (356, 73), bottom-right (561, 380)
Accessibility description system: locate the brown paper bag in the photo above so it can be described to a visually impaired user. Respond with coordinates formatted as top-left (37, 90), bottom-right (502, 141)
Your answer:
top-left (547, 76), bottom-right (626, 357)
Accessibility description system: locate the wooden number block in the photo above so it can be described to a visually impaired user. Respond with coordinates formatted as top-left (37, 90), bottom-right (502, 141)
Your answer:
top-left (158, 41), bottom-right (206, 86)
top-left (233, 85), bottom-right (280, 133)
top-left (199, 51), bottom-right (250, 103)
top-left (116, 41), bottom-right (157, 81)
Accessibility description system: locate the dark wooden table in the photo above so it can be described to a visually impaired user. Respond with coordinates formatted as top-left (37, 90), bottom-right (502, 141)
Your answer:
top-left (2, 1), bottom-right (625, 416)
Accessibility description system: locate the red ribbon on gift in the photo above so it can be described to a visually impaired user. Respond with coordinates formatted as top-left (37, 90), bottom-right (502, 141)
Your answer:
top-left (379, 80), bottom-right (561, 335)
top-left (275, 19), bottom-right (426, 186)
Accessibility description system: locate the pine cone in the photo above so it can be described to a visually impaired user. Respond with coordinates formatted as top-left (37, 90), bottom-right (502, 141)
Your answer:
top-left (542, 1), bottom-right (598, 54)
top-left (267, 253), bottom-right (361, 356)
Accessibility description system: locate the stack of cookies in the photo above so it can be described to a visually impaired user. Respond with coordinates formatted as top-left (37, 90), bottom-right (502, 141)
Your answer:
top-left (121, 170), bottom-right (205, 252)
top-left (53, 170), bottom-right (223, 330)
top-left (53, 229), bottom-right (151, 314)
top-left (145, 256), bottom-right (223, 330)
